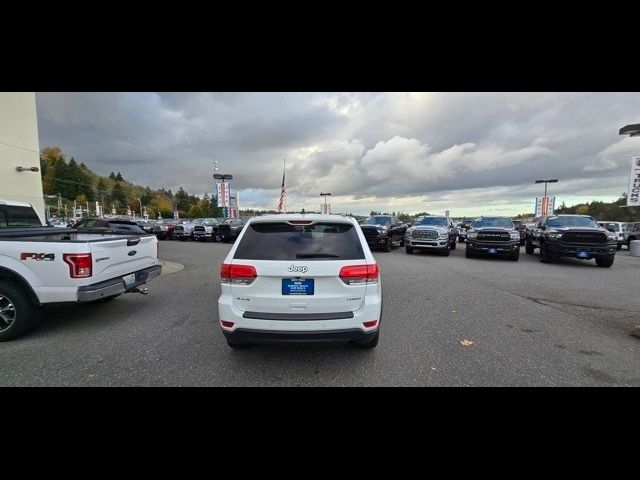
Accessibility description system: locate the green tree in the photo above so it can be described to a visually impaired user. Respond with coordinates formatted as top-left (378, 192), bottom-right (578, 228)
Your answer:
top-left (111, 182), bottom-right (127, 206)
top-left (109, 172), bottom-right (116, 181)
top-left (116, 172), bottom-right (124, 182)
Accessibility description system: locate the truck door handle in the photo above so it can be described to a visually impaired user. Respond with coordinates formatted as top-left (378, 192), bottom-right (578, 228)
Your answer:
top-left (127, 238), bottom-right (141, 246)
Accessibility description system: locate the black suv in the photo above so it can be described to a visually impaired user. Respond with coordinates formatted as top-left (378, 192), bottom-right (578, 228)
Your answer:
top-left (465, 216), bottom-right (521, 261)
top-left (525, 215), bottom-right (618, 267)
top-left (359, 215), bottom-right (407, 251)
top-left (215, 218), bottom-right (246, 242)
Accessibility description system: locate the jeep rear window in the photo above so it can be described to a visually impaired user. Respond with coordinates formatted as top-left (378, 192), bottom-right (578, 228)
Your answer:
top-left (233, 222), bottom-right (365, 260)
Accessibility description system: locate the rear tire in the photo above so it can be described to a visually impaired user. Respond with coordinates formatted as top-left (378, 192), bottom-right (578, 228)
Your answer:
top-left (384, 238), bottom-right (392, 252)
top-left (405, 246), bottom-right (413, 254)
top-left (450, 239), bottom-right (457, 250)
top-left (465, 248), bottom-right (473, 258)
top-left (179, 237), bottom-right (186, 242)
top-left (442, 248), bottom-right (450, 257)
top-left (0, 280), bottom-right (43, 342)
top-left (357, 331), bottom-right (379, 349)
top-left (595, 256), bottom-right (615, 268)
top-left (616, 244), bottom-right (622, 251)
top-left (510, 251), bottom-right (520, 261)
top-left (525, 240), bottom-right (535, 255)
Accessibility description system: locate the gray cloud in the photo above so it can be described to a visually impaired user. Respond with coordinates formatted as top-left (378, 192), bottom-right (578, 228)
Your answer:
top-left (36, 92), bottom-right (640, 215)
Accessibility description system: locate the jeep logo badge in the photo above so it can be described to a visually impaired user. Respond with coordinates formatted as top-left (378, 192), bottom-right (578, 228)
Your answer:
top-left (288, 265), bottom-right (308, 274)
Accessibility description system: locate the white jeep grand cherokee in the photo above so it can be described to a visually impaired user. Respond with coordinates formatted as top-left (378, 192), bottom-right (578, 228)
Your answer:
top-left (217, 214), bottom-right (382, 349)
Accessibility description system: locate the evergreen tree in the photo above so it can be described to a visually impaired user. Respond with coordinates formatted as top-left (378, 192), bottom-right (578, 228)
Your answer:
top-left (109, 172), bottom-right (116, 181)
top-left (116, 172), bottom-right (124, 182)
top-left (111, 182), bottom-right (127, 206)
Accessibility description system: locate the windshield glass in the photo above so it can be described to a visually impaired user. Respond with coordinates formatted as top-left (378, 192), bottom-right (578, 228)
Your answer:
top-left (414, 217), bottom-right (448, 227)
top-left (362, 216), bottom-right (392, 226)
top-left (546, 216), bottom-right (599, 228)
top-left (234, 222), bottom-right (365, 260)
top-left (471, 217), bottom-right (514, 229)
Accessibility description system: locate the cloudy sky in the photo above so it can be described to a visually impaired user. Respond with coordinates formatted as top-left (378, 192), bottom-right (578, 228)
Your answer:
top-left (36, 92), bottom-right (640, 216)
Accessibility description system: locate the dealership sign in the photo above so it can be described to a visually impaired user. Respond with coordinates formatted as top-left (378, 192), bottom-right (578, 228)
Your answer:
top-left (535, 196), bottom-right (556, 216)
top-left (627, 155), bottom-right (640, 207)
top-left (216, 181), bottom-right (230, 208)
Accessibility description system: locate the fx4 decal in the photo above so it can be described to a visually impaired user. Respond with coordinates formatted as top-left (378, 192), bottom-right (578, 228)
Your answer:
top-left (20, 253), bottom-right (55, 261)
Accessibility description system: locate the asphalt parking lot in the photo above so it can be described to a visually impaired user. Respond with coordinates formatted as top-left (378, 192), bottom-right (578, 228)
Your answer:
top-left (1, 240), bottom-right (639, 386)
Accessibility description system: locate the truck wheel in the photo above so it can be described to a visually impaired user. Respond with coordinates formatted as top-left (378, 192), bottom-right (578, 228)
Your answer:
top-left (399, 238), bottom-right (405, 247)
top-left (442, 248), bottom-right (450, 257)
top-left (525, 240), bottom-right (535, 255)
top-left (539, 244), bottom-right (552, 263)
top-left (384, 239), bottom-right (392, 252)
top-left (405, 246), bottom-right (413, 254)
top-left (616, 244), bottom-right (622, 251)
top-left (179, 237), bottom-right (186, 242)
top-left (357, 331), bottom-right (379, 349)
top-left (0, 281), bottom-right (43, 342)
top-left (450, 239), bottom-right (456, 250)
top-left (465, 248), bottom-right (473, 258)
top-left (595, 256), bottom-right (614, 268)
top-left (510, 251), bottom-right (520, 261)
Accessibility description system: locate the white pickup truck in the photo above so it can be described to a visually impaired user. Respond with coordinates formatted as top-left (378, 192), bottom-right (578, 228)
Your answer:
top-left (0, 199), bottom-right (162, 341)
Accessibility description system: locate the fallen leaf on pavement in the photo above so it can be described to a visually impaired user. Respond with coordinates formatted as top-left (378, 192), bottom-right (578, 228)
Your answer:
top-left (460, 339), bottom-right (474, 347)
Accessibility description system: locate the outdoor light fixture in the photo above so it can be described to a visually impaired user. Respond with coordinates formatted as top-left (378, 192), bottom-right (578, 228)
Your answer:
top-left (15, 166), bottom-right (39, 172)
top-left (619, 123), bottom-right (640, 137)
top-left (535, 179), bottom-right (558, 198)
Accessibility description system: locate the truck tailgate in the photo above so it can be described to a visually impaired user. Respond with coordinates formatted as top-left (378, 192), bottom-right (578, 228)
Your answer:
top-left (89, 235), bottom-right (158, 281)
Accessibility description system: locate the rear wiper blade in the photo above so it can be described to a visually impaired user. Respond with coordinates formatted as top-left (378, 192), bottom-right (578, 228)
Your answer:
top-left (295, 253), bottom-right (341, 258)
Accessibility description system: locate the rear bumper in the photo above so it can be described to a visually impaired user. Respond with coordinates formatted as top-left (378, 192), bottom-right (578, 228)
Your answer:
top-left (218, 282), bottom-right (382, 344)
top-left (77, 264), bottom-right (162, 302)
top-left (223, 328), bottom-right (377, 344)
top-left (466, 241), bottom-right (520, 256)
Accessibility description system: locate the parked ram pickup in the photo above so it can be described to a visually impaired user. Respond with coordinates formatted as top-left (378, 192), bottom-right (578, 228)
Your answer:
top-left (0, 199), bottom-right (162, 341)
top-left (359, 215), bottom-right (407, 252)
top-left (526, 214), bottom-right (618, 267)
top-left (465, 216), bottom-right (521, 261)
top-left (404, 216), bottom-right (458, 256)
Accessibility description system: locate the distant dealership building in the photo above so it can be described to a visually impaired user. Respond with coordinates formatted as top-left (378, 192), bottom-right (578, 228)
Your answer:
top-left (0, 92), bottom-right (45, 221)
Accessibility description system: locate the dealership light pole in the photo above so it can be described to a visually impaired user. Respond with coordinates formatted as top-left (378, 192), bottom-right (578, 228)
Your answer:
top-left (135, 198), bottom-right (143, 217)
top-left (320, 192), bottom-right (332, 214)
top-left (535, 179), bottom-right (558, 199)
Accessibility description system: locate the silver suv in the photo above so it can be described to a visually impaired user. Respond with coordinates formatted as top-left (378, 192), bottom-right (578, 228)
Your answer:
top-left (623, 222), bottom-right (640, 248)
top-left (404, 216), bottom-right (458, 256)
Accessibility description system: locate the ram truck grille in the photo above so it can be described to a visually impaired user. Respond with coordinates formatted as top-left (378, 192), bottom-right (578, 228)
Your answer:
top-left (477, 231), bottom-right (511, 242)
top-left (562, 232), bottom-right (607, 244)
top-left (412, 229), bottom-right (438, 239)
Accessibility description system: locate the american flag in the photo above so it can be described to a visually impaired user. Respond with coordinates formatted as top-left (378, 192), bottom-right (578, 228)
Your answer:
top-left (277, 160), bottom-right (286, 212)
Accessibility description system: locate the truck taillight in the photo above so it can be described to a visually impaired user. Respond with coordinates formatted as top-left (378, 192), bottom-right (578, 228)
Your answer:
top-left (339, 264), bottom-right (379, 285)
top-left (63, 253), bottom-right (93, 278)
top-left (220, 263), bottom-right (257, 285)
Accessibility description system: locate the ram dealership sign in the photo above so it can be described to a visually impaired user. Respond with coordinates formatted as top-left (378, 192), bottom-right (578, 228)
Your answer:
top-left (628, 155), bottom-right (640, 207)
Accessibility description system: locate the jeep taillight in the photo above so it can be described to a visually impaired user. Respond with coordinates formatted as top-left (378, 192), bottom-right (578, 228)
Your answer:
top-left (339, 264), bottom-right (379, 285)
top-left (63, 253), bottom-right (93, 278)
top-left (220, 263), bottom-right (257, 285)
